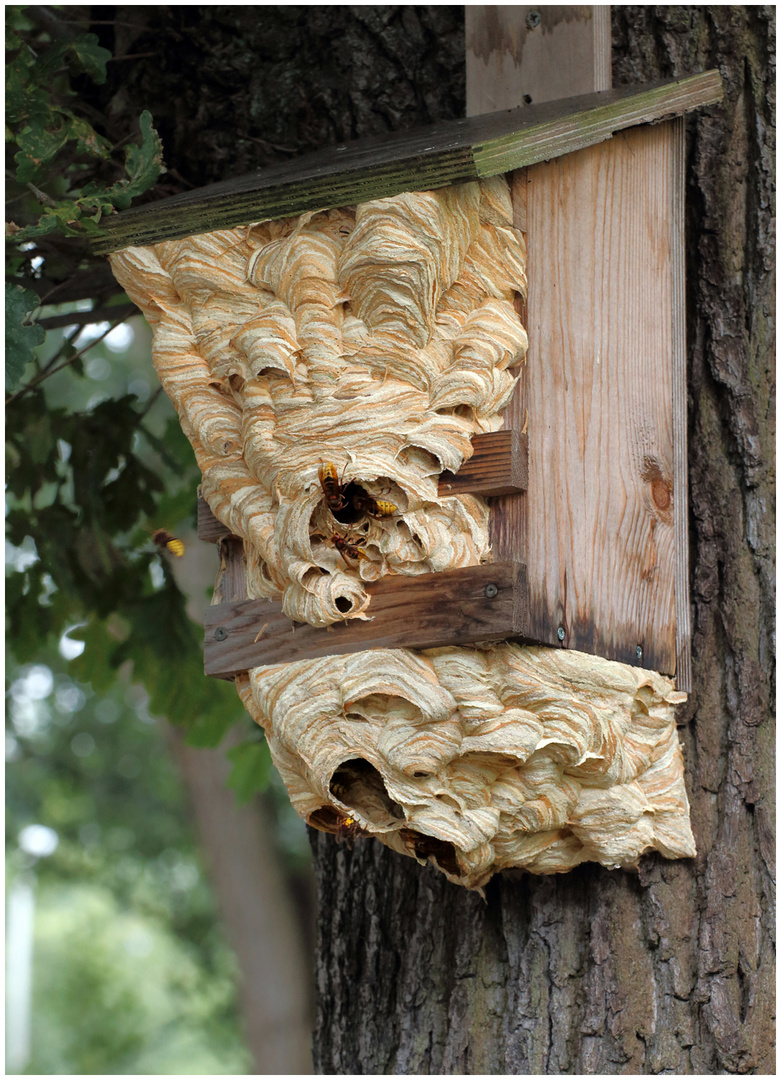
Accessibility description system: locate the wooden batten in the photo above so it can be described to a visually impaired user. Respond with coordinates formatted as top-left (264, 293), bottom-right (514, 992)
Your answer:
top-left (204, 562), bottom-right (528, 680)
top-left (197, 429), bottom-right (529, 542)
top-left (439, 430), bottom-right (528, 497)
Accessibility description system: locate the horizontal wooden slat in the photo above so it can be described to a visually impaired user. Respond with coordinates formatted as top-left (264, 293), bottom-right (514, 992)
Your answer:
top-left (439, 430), bottom-right (527, 496)
top-left (204, 561), bottom-right (529, 679)
top-left (197, 429), bottom-right (528, 542)
top-left (94, 72), bottom-right (722, 253)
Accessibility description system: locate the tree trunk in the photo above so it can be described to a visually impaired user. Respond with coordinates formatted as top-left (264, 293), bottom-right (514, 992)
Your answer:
top-left (311, 8), bottom-right (775, 1073)
top-left (170, 728), bottom-right (314, 1075)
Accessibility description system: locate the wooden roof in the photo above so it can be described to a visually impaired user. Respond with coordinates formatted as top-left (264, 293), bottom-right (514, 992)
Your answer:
top-left (93, 70), bottom-right (721, 253)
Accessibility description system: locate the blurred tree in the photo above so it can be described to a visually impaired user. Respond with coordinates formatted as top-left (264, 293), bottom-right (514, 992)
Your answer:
top-left (6, 647), bottom-right (252, 1074)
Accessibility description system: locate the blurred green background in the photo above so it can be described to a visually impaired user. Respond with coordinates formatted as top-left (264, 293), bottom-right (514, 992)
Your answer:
top-left (6, 312), bottom-right (315, 1073)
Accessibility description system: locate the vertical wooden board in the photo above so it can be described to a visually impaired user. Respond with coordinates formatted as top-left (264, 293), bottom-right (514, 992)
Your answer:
top-left (212, 536), bottom-right (247, 607)
top-left (525, 122), bottom-right (680, 676)
top-left (489, 170), bottom-right (529, 566)
top-left (670, 117), bottom-right (692, 692)
top-left (466, 5), bottom-right (611, 116)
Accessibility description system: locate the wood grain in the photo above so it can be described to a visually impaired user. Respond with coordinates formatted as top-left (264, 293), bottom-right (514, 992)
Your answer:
top-left (489, 170), bottom-right (529, 568)
top-left (466, 6), bottom-right (611, 116)
top-left (204, 562), bottom-right (529, 679)
top-left (670, 117), bottom-right (692, 692)
top-left (438, 430), bottom-right (527, 496)
top-left (211, 536), bottom-right (247, 605)
top-left (93, 73), bottom-right (721, 253)
top-left (524, 121), bottom-right (682, 677)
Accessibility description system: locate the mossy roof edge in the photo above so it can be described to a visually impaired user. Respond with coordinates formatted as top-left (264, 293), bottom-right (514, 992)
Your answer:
top-left (93, 70), bottom-right (722, 254)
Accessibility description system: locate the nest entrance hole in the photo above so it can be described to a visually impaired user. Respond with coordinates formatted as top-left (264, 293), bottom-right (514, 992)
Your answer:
top-left (331, 481), bottom-right (369, 526)
top-left (329, 757), bottom-right (404, 824)
top-left (399, 828), bottom-right (461, 876)
top-left (326, 478), bottom-right (398, 527)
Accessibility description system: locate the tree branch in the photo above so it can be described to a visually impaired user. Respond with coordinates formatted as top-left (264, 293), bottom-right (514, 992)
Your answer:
top-left (6, 314), bottom-right (132, 405)
top-left (38, 303), bottom-right (137, 330)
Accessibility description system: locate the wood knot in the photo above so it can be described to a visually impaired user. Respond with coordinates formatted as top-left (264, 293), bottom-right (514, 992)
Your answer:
top-left (651, 478), bottom-right (672, 511)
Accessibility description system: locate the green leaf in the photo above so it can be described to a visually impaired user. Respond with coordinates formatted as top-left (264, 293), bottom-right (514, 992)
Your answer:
top-left (67, 34), bottom-right (112, 84)
top-left (6, 213), bottom-right (63, 242)
top-left (225, 739), bottom-right (272, 803)
top-left (5, 50), bottom-right (49, 125)
top-left (67, 116), bottom-right (113, 160)
top-left (6, 284), bottom-right (45, 390)
top-left (69, 618), bottom-right (122, 693)
top-left (14, 113), bottom-right (112, 184)
top-left (25, 413), bottom-right (56, 465)
top-left (103, 111), bottom-right (165, 211)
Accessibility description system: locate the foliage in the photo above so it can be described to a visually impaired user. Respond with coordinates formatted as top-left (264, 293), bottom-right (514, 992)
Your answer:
top-left (6, 647), bottom-right (253, 1074)
top-left (6, 7), bottom-right (164, 245)
top-left (5, 285), bottom-right (45, 391)
top-left (4, 8), bottom-right (272, 795)
top-left (5, 328), bottom-right (244, 751)
top-left (226, 737), bottom-right (273, 804)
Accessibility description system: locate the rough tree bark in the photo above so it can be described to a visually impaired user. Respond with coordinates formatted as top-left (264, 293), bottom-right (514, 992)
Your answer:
top-left (310, 8), bottom-right (775, 1074)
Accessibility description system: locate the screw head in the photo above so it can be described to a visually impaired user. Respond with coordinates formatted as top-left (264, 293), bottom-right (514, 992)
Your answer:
top-left (635, 645), bottom-right (643, 659)
top-left (484, 583), bottom-right (498, 599)
top-left (526, 10), bottom-right (542, 29)
top-left (557, 626), bottom-right (566, 641)
top-left (214, 627), bottom-right (227, 642)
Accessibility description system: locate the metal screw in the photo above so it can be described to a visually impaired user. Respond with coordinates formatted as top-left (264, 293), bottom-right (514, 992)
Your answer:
top-left (635, 645), bottom-right (643, 659)
top-left (214, 627), bottom-right (227, 642)
top-left (526, 10), bottom-right (542, 29)
top-left (557, 626), bottom-right (566, 641)
top-left (484, 583), bottom-right (498, 599)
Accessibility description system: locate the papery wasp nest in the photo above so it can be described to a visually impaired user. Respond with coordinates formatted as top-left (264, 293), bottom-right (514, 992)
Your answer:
top-left (111, 178), bottom-right (527, 626)
top-left (235, 645), bottom-right (694, 890)
top-left (110, 177), bottom-right (695, 888)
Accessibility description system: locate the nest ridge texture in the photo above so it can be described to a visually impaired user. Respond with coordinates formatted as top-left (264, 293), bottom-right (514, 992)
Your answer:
top-left (110, 177), bottom-right (528, 627)
top-left (236, 643), bottom-right (695, 890)
top-left (110, 178), bottom-right (694, 888)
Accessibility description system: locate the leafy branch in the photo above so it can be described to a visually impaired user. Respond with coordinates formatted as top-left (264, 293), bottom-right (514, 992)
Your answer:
top-left (6, 19), bottom-right (165, 243)
top-left (4, 13), bottom-right (262, 777)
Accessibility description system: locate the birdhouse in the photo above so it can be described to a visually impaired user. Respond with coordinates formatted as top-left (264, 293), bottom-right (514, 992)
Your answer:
top-left (103, 72), bottom-right (722, 889)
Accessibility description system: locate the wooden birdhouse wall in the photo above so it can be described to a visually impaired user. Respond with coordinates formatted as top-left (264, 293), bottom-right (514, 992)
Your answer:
top-left (517, 118), bottom-right (690, 687)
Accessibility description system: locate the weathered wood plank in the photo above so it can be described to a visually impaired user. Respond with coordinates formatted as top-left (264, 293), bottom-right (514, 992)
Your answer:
top-left (670, 117), bottom-right (692, 693)
top-left (439, 430), bottom-right (527, 496)
top-left (204, 562), bottom-right (529, 679)
top-left (466, 5), bottom-right (611, 116)
top-left (211, 535), bottom-right (246, 606)
top-left (93, 72), bottom-right (721, 253)
top-left (524, 121), bottom-right (682, 677)
top-left (197, 430), bottom-right (528, 543)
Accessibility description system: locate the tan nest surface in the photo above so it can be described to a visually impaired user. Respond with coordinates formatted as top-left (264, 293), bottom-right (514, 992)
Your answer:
top-left (111, 178), bottom-right (527, 626)
top-left (236, 643), bottom-right (694, 890)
